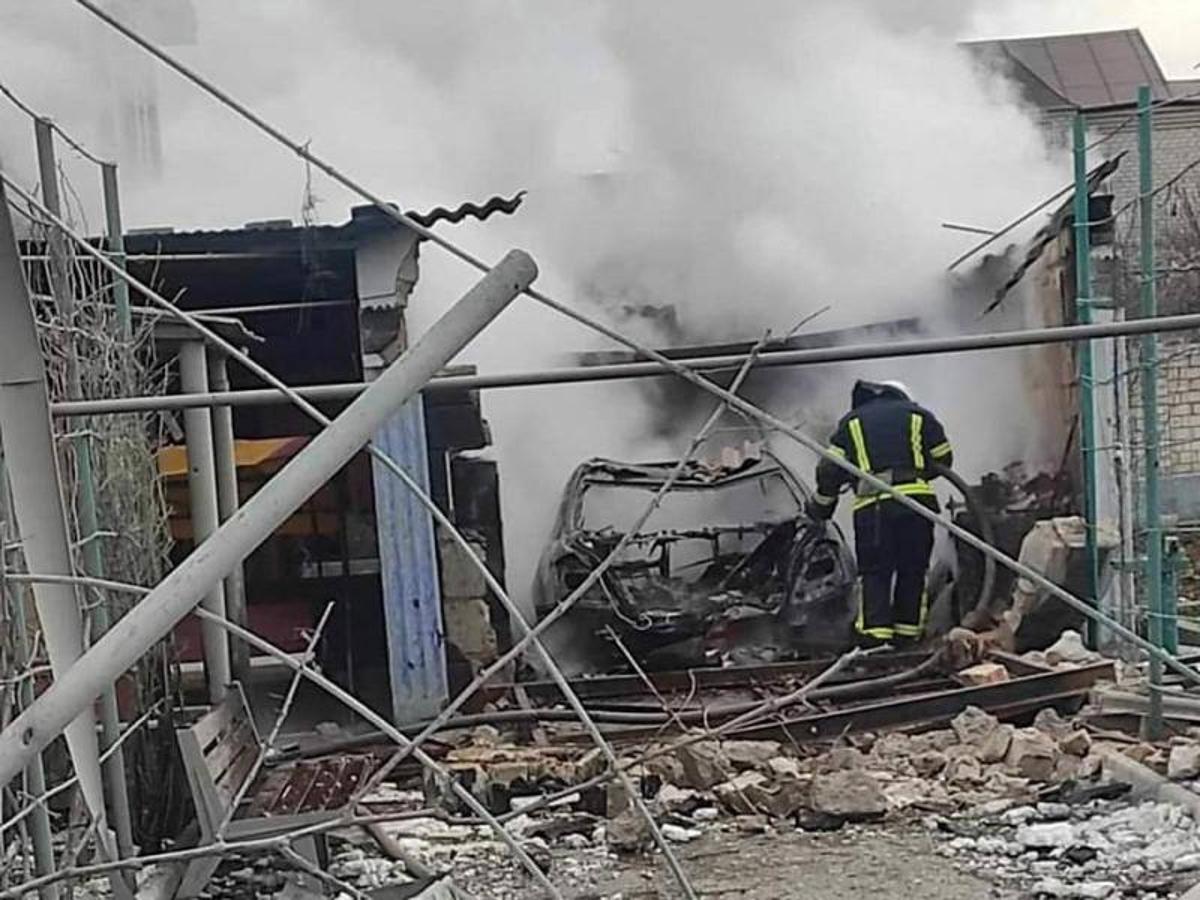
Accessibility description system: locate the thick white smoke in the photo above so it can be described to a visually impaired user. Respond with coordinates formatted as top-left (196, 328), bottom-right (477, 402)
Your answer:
top-left (0, 1), bottom-right (1073, 614)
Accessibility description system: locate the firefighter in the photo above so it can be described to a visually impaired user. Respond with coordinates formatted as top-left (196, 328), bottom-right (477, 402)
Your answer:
top-left (805, 379), bottom-right (953, 649)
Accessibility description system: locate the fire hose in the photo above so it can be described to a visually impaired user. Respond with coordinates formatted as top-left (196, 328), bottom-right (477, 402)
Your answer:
top-left (930, 463), bottom-right (998, 627)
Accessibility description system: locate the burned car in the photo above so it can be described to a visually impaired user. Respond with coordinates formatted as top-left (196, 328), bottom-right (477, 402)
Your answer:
top-left (534, 447), bottom-right (856, 671)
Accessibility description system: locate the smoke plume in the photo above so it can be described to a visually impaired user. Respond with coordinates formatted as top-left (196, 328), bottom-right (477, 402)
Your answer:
top-left (0, 2), bottom-right (1070, 612)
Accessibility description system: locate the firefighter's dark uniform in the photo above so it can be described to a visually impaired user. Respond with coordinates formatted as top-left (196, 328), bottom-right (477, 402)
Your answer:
top-left (809, 381), bottom-right (953, 647)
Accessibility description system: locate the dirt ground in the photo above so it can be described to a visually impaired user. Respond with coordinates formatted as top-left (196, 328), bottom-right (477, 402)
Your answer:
top-left (452, 823), bottom-right (1016, 899)
top-left (581, 826), bottom-right (1010, 899)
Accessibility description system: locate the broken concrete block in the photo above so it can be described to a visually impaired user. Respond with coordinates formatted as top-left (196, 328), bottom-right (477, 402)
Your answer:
top-left (944, 754), bottom-right (984, 786)
top-left (676, 741), bottom-right (728, 790)
top-left (1032, 707), bottom-right (1071, 739)
top-left (606, 780), bottom-right (631, 818)
top-left (951, 706), bottom-right (1000, 745)
top-left (910, 750), bottom-right (948, 778)
top-left (743, 775), bottom-right (810, 818)
top-left (605, 810), bottom-right (651, 853)
top-left (823, 746), bottom-right (868, 771)
top-left (1121, 742), bottom-right (1158, 764)
top-left (958, 662), bottom-right (1009, 686)
top-left (719, 740), bottom-right (783, 770)
top-left (660, 823), bottom-right (702, 843)
top-left (643, 749), bottom-right (685, 787)
top-left (1045, 629), bottom-right (1099, 666)
top-left (572, 747), bottom-right (607, 783)
top-left (1017, 821), bottom-right (1077, 849)
top-left (714, 772), bottom-right (769, 815)
top-left (977, 723), bottom-right (1015, 764)
top-left (1167, 743), bottom-right (1200, 781)
top-left (654, 784), bottom-right (704, 815)
top-left (765, 756), bottom-right (803, 781)
top-left (1005, 728), bottom-right (1059, 782)
top-left (809, 770), bottom-right (887, 822)
top-left (1059, 730), bottom-right (1092, 758)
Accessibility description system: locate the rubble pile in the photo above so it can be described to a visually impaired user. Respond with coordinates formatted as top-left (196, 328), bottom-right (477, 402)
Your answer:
top-left (935, 795), bottom-right (1200, 898)
top-left (164, 693), bottom-right (1200, 900)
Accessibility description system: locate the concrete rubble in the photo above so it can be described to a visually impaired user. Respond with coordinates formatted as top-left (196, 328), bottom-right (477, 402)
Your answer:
top-left (225, 695), bottom-right (1195, 900)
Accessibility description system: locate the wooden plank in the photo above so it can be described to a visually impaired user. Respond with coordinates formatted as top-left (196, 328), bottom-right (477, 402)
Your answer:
top-left (189, 692), bottom-right (247, 750)
top-left (213, 741), bottom-right (260, 814)
top-left (175, 727), bottom-right (223, 840)
top-left (205, 719), bottom-right (256, 781)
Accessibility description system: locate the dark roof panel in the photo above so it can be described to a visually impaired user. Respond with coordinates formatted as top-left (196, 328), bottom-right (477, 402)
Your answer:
top-left (964, 28), bottom-right (1169, 108)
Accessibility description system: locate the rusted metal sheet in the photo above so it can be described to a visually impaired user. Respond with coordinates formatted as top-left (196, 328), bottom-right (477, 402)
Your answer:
top-left (247, 754), bottom-right (379, 818)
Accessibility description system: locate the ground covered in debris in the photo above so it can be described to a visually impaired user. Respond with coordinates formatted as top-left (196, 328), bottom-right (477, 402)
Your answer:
top-left (295, 698), bottom-right (1200, 900)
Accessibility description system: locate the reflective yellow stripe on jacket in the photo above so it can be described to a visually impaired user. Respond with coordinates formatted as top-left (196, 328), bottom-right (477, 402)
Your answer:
top-left (910, 413), bottom-right (925, 470)
top-left (852, 480), bottom-right (936, 511)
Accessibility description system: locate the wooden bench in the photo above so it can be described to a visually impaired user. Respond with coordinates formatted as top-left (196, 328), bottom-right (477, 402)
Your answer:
top-left (175, 683), bottom-right (381, 898)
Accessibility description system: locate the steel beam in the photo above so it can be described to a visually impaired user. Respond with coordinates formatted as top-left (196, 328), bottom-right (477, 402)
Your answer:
top-left (0, 249), bottom-right (536, 789)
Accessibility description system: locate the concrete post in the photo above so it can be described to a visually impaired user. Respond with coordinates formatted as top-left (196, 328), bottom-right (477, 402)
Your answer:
top-left (178, 341), bottom-right (231, 702)
top-left (209, 351), bottom-right (249, 682)
top-left (0, 249), bottom-right (536, 788)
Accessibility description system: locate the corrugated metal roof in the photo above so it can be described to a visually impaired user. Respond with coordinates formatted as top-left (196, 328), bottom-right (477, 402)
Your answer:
top-left (965, 29), bottom-right (1170, 108)
top-left (122, 191), bottom-right (525, 255)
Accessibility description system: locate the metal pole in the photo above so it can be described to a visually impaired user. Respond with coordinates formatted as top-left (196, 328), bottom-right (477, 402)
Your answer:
top-left (43, 310), bottom-right (1200, 418)
top-left (0, 180), bottom-right (128, 894)
top-left (1139, 84), bottom-right (1165, 740)
top-left (34, 120), bottom-right (135, 863)
top-left (99, 163), bottom-right (132, 342)
top-left (178, 341), bottom-right (230, 703)
top-left (1073, 113), bottom-right (1101, 648)
top-left (209, 351), bottom-right (249, 682)
top-left (1164, 536), bottom-right (1180, 655)
top-left (0, 249), bottom-right (536, 787)
top-left (33, 119), bottom-right (69, 314)
top-left (0, 457), bottom-right (59, 900)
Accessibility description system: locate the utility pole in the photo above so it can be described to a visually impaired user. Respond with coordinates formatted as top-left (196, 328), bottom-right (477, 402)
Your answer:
top-left (1072, 112), bottom-right (1101, 648)
top-left (1138, 85), bottom-right (1165, 739)
top-left (33, 119), bottom-right (135, 860)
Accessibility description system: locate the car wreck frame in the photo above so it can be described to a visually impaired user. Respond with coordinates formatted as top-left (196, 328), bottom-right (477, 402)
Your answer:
top-left (534, 449), bottom-right (857, 671)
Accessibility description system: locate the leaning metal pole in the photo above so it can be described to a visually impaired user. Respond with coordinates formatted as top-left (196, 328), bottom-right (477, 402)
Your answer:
top-left (0, 458), bottom-right (58, 900)
top-left (0, 178), bottom-right (129, 893)
top-left (1073, 112), bottom-right (1101, 648)
top-left (0, 249), bottom-right (536, 789)
top-left (1139, 85), bottom-right (1165, 739)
